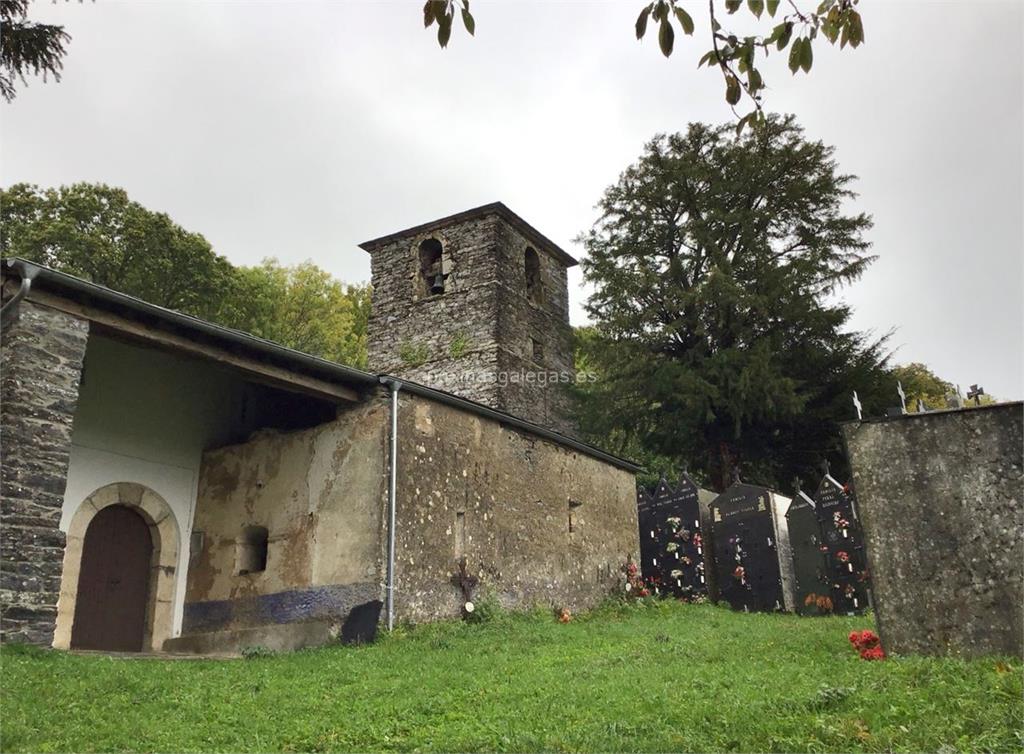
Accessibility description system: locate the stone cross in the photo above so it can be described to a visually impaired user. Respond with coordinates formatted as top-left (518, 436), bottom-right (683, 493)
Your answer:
top-left (916, 398), bottom-right (926, 413)
top-left (896, 381), bottom-right (907, 414)
top-left (852, 391), bottom-right (863, 420)
top-left (967, 384), bottom-right (986, 406)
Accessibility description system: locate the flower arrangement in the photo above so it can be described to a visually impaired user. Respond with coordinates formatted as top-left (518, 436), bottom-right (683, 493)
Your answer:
top-left (836, 551), bottom-right (850, 563)
top-left (848, 629), bottom-right (886, 660)
top-left (804, 593), bottom-right (834, 612)
top-left (558, 607), bottom-right (572, 623)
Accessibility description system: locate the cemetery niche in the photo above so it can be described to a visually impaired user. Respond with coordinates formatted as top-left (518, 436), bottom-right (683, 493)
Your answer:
top-left (709, 481), bottom-right (787, 613)
top-left (635, 473), bottom-right (708, 600)
top-left (814, 472), bottom-right (870, 614)
top-left (785, 486), bottom-right (832, 615)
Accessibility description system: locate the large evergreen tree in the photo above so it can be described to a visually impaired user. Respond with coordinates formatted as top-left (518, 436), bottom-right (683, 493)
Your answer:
top-left (578, 115), bottom-right (894, 491)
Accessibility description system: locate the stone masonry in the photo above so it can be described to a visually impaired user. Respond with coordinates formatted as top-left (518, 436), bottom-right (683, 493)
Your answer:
top-left (1, 301), bottom-right (89, 644)
top-left (842, 403), bottom-right (1023, 657)
top-left (362, 204), bottom-right (578, 436)
top-left (393, 392), bottom-right (638, 623)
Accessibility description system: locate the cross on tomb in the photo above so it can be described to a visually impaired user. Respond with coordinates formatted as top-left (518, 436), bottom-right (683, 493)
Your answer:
top-left (852, 391), bottom-right (863, 420)
top-left (967, 384), bottom-right (986, 406)
top-left (896, 381), bottom-right (907, 414)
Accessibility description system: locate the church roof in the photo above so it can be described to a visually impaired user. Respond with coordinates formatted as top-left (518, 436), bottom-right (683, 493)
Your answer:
top-left (358, 202), bottom-right (579, 268)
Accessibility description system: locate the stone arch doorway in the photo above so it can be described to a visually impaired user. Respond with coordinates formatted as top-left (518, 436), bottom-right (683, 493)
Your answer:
top-left (54, 483), bottom-right (180, 652)
top-left (71, 505), bottom-right (153, 651)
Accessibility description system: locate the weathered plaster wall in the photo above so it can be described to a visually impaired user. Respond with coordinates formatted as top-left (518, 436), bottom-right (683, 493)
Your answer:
top-left (842, 403), bottom-right (1024, 657)
top-left (61, 334), bottom-right (259, 637)
top-left (182, 400), bottom-right (387, 633)
top-left (1, 301), bottom-right (88, 644)
top-left (393, 393), bottom-right (637, 623)
top-left (366, 210), bottom-right (576, 434)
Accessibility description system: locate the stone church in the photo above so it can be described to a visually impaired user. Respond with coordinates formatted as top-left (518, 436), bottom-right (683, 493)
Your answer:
top-left (0, 203), bottom-right (640, 654)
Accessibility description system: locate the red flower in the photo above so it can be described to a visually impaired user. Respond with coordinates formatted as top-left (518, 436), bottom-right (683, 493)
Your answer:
top-left (638, 588), bottom-right (650, 597)
top-left (836, 551), bottom-right (850, 563)
top-left (848, 629), bottom-right (883, 658)
top-left (859, 646), bottom-right (886, 661)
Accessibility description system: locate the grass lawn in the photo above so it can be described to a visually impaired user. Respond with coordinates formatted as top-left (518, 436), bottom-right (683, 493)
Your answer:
top-left (2, 601), bottom-right (1021, 753)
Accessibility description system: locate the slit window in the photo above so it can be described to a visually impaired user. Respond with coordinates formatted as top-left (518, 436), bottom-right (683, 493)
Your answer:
top-left (455, 511), bottom-right (466, 558)
top-left (237, 525), bottom-right (268, 574)
top-left (419, 238), bottom-right (445, 296)
top-left (524, 247), bottom-right (542, 304)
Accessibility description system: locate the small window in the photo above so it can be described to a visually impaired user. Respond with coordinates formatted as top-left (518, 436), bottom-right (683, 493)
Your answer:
top-left (455, 511), bottom-right (466, 558)
top-left (524, 247), bottom-right (542, 304)
top-left (531, 337), bottom-right (544, 363)
top-left (419, 238), bottom-right (445, 296)
top-left (568, 499), bottom-right (583, 535)
top-left (237, 526), bottom-right (268, 575)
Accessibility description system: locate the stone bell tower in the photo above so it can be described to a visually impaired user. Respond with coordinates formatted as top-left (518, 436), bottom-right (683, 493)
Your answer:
top-left (360, 202), bottom-right (577, 435)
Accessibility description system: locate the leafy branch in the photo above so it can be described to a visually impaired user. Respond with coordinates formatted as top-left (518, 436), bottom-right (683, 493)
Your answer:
top-left (421, 0), bottom-right (865, 132)
top-left (1, 0), bottom-right (74, 102)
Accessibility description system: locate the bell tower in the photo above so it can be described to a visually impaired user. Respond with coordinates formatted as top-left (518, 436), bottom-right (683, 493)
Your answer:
top-left (360, 202), bottom-right (577, 435)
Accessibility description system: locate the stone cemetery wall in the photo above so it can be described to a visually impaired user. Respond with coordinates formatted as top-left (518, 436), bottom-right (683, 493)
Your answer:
top-left (842, 402), bottom-right (1023, 657)
top-left (636, 474), bottom-right (708, 600)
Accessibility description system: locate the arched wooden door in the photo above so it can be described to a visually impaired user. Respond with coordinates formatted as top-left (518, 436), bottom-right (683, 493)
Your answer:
top-left (70, 505), bottom-right (153, 651)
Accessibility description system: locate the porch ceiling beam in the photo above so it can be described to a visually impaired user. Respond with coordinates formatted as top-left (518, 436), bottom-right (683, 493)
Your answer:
top-left (26, 290), bottom-right (361, 404)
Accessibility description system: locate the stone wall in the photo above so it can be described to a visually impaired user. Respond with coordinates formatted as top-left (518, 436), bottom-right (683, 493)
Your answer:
top-left (1, 301), bottom-right (89, 644)
top-left (842, 403), bottom-right (1023, 657)
top-left (179, 399), bottom-right (388, 636)
top-left (393, 392), bottom-right (637, 623)
top-left (365, 209), bottom-right (577, 435)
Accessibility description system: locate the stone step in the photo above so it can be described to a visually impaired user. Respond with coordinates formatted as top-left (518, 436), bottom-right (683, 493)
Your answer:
top-left (163, 619), bottom-right (338, 655)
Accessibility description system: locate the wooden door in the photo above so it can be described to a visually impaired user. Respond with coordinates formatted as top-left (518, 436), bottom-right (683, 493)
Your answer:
top-left (71, 505), bottom-right (153, 651)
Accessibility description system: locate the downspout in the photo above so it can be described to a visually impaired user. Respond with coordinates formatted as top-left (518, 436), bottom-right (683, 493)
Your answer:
top-left (0, 261), bottom-right (35, 327)
top-left (382, 377), bottom-right (401, 631)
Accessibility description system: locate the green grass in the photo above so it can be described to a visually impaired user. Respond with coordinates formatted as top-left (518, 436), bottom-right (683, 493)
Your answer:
top-left (2, 601), bottom-right (1021, 752)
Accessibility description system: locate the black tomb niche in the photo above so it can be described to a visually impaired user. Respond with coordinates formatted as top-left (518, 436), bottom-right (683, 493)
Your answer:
top-left (709, 483), bottom-right (784, 612)
top-left (785, 492), bottom-right (832, 615)
top-left (814, 475), bottom-right (870, 614)
top-left (636, 474), bottom-right (708, 600)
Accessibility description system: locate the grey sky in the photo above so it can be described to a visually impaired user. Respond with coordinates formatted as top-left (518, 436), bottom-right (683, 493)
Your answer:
top-left (2, 0), bottom-right (1021, 401)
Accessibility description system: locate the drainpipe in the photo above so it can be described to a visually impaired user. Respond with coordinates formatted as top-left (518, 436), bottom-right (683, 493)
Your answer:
top-left (383, 377), bottom-right (401, 631)
top-left (1, 261), bottom-right (35, 327)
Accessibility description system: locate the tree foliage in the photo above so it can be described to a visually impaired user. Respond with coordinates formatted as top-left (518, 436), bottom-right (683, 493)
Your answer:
top-left (1, 0), bottom-right (73, 101)
top-left (422, 0), bottom-right (864, 128)
top-left (0, 182), bottom-right (370, 367)
top-left (217, 259), bottom-right (370, 368)
top-left (1, 183), bottom-right (235, 320)
top-left (576, 115), bottom-right (894, 491)
top-left (891, 362), bottom-right (952, 411)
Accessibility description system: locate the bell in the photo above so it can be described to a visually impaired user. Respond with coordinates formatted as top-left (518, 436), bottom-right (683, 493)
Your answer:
top-left (430, 272), bottom-right (445, 295)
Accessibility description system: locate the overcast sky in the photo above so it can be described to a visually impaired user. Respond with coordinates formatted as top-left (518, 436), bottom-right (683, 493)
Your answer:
top-left (2, 0), bottom-right (1021, 401)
